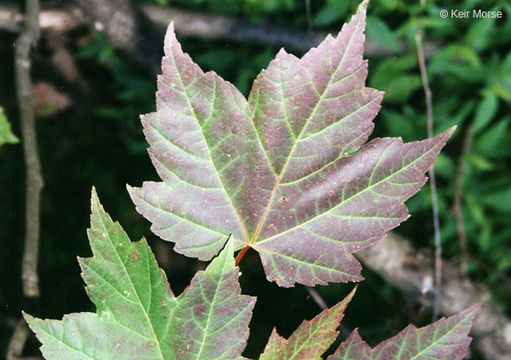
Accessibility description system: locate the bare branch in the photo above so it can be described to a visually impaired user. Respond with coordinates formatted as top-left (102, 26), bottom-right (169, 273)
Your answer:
top-left (0, 3), bottom-right (436, 60)
top-left (7, 319), bottom-right (29, 360)
top-left (16, 0), bottom-right (42, 300)
top-left (8, 0), bottom-right (42, 357)
top-left (304, 286), bottom-right (327, 310)
top-left (416, 26), bottom-right (442, 321)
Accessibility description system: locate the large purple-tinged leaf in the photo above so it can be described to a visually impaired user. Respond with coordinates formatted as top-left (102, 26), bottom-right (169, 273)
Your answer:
top-left (260, 287), bottom-right (356, 360)
top-left (328, 304), bottom-right (480, 360)
top-left (24, 188), bottom-right (255, 360)
top-left (128, 0), bottom-right (454, 287)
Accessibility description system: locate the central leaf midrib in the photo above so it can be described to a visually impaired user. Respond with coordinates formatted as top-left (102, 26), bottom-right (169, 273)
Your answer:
top-left (249, 14), bottom-right (363, 247)
top-left (194, 252), bottom-right (229, 359)
top-left (287, 320), bottom-right (331, 360)
top-left (96, 215), bottom-right (165, 360)
top-left (38, 324), bottom-right (96, 360)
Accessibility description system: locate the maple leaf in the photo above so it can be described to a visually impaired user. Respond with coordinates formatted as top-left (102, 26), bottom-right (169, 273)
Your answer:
top-left (128, 0), bottom-right (454, 287)
top-left (328, 305), bottom-right (479, 360)
top-left (24, 188), bottom-right (255, 360)
top-left (260, 293), bottom-right (479, 360)
top-left (260, 287), bottom-right (356, 360)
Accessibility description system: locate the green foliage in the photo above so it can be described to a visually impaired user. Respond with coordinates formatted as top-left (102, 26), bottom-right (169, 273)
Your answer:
top-left (0, 106), bottom-right (19, 146)
top-left (26, 191), bottom-right (478, 359)
top-left (26, 189), bottom-right (255, 359)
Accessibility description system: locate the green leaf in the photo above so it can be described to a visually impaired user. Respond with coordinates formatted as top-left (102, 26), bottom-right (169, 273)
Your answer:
top-left (464, 17), bottom-right (495, 51)
top-left (366, 16), bottom-right (401, 52)
top-left (128, 0), bottom-right (454, 287)
top-left (0, 106), bottom-right (19, 146)
top-left (471, 94), bottom-right (498, 135)
top-left (25, 188), bottom-right (255, 360)
top-left (313, 0), bottom-right (350, 27)
top-left (328, 304), bottom-right (480, 360)
top-left (370, 56), bottom-right (420, 103)
top-left (465, 153), bottom-right (494, 171)
top-left (474, 117), bottom-right (510, 157)
top-left (260, 287), bottom-right (356, 360)
top-left (485, 188), bottom-right (511, 212)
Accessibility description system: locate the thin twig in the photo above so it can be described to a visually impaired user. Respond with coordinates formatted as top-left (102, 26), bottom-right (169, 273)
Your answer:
top-left (305, 0), bottom-right (312, 32)
top-left (415, 25), bottom-right (442, 320)
top-left (305, 286), bottom-right (327, 310)
top-left (453, 124), bottom-right (472, 274)
top-left (6, 319), bottom-right (29, 360)
top-left (8, 0), bottom-right (42, 358)
top-left (304, 286), bottom-right (352, 337)
top-left (16, 0), bottom-right (42, 300)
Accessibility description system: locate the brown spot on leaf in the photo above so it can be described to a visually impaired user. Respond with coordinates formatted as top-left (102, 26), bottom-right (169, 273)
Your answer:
top-left (129, 249), bottom-right (139, 261)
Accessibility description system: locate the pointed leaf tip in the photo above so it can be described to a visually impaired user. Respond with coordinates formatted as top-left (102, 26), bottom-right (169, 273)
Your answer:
top-left (90, 186), bottom-right (98, 207)
top-left (261, 289), bottom-right (356, 360)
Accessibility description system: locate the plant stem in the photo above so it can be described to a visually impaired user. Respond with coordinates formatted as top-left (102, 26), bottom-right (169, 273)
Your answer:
top-left (7, 0), bottom-right (42, 357)
top-left (416, 27), bottom-right (442, 321)
top-left (235, 245), bottom-right (250, 265)
top-left (16, 0), bottom-right (42, 299)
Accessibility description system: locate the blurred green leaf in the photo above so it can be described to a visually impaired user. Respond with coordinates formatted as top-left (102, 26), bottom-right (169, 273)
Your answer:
top-left (366, 16), bottom-right (401, 51)
top-left (485, 188), bottom-right (511, 212)
top-left (0, 106), bottom-right (19, 146)
top-left (465, 153), bottom-right (494, 171)
top-left (370, 56), bottom-right (421, 103)
top-left (465, 17), bottom-right (495, 51)
top-left (313, 0), bottom-right (350, 26)
top-left (381, 108), bottom-right (417, 141)
top-left (433, 98), bottom-right (475, 132)
top-left (474, 117), bottom-right (510, 157)
top-left (433, 153), bottom-right (456, 178)
top-left (428, 45), bottom-right (483, 83)
top-left (471, 94), bottom-right (498, 135)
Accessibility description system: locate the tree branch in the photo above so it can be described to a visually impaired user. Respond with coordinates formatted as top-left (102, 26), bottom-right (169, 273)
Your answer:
top-left (16, 0), bottom-right (42, 300)
top-left (7, 0), bottom-right (42, 357)
top-left (0, 2), bottom-right (437, 62)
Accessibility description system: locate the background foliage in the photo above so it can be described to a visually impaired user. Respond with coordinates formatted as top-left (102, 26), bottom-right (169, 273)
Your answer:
top-left (1, 0), bottom-right (509, 358)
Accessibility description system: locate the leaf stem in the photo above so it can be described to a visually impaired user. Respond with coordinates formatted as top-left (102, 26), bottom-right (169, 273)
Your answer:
top-left (235, 245), bottom-right (250, 265)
